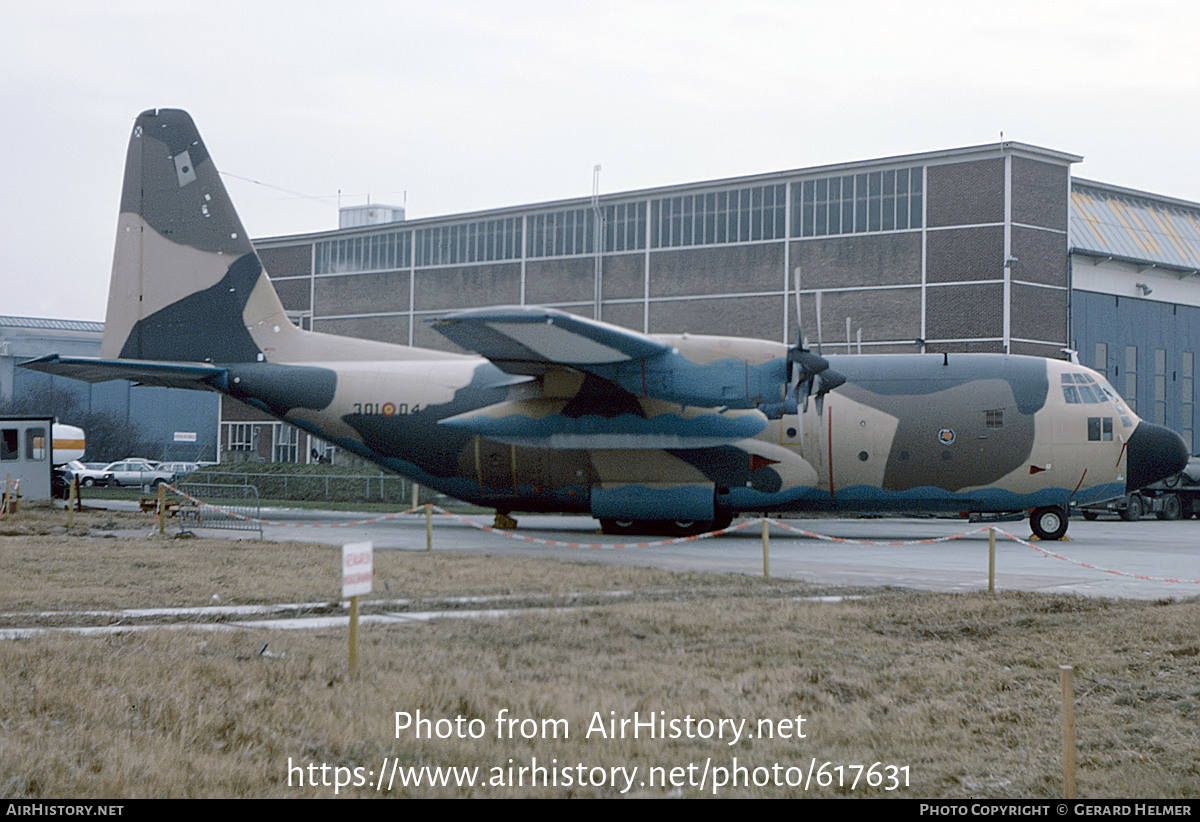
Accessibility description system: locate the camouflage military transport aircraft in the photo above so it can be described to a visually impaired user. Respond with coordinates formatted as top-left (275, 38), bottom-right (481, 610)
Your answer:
top-left (23, 109), bottom-right (1189, 540)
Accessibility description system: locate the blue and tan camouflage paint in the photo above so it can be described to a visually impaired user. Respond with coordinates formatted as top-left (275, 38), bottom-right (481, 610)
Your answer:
top-left (22, 109), bottom-right (1189, 535)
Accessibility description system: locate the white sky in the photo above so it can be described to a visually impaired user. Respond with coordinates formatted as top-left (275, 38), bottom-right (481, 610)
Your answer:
top-left (3, 0), bottom-right (1199, 321)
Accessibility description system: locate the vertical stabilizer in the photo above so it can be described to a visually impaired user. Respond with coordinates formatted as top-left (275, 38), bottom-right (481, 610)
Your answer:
top-left (102, 108), bottom-right (294, 363)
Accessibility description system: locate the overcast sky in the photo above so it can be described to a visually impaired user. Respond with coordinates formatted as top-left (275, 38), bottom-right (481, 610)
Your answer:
top-left (3, 0), bottom-right (1199, 321)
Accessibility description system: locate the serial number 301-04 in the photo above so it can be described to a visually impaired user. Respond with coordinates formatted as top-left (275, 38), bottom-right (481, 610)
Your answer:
top-left (352, 402), bottom-right (420, 416)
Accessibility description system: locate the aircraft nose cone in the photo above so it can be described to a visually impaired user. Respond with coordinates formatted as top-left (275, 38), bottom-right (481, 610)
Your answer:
top-left (1126, 421), bottom-right (1189, 493)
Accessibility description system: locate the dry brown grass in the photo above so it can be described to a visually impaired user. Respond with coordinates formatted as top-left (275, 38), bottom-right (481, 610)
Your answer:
top-left (1, 506), bottom-right (1197, 798)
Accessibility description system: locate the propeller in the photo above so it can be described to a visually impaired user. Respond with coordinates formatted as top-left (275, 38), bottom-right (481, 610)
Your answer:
top-left (760, 268), bottom-right (846, 420)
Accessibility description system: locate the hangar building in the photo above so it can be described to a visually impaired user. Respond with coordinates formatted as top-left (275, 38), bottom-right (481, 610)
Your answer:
top-left (233, 140), bottom-right (1200, 461)
top-left (8, 140), bottom-right (1199, 464)
top-left (2, 316), bottom-right (219, 462)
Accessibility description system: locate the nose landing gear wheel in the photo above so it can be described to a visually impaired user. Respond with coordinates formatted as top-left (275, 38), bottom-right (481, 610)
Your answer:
top-left (1030, 506), bottom-right (1069, 541)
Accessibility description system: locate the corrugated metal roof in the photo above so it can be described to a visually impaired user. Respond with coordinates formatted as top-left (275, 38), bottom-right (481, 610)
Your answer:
top-left (0, 316), bottom-right (103, 333)
top-left (1071, 180), bottom-right (1200, 272)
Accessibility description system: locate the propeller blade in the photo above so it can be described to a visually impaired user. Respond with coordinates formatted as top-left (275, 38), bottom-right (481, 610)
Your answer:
top-left (815, 291), bottom-right (823, 356)
top-left (760, 268), bottom-right (845, 421)
top-left (793, 266), bottom-right (803, 349)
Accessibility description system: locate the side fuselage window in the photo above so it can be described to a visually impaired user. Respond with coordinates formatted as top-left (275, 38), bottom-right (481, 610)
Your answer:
top-left (1087, 417), bottom-right (1113, 442)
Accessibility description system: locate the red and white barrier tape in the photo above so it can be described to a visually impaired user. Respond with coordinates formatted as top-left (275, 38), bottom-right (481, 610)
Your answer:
top-left (767, 519), bottom-right (990, 545)
top-left (993, 527), bottom-right (1200, 585)
top-left (160, 488), bottom-right (1200, 583)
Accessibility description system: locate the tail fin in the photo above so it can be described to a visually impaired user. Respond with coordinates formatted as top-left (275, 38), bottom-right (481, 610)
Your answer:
top-left (102, 109), bottom-right (294, 364)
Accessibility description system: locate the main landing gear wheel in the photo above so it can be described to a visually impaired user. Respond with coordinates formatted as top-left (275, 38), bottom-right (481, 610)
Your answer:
top-left (599, 512), bottom-right (733, 538)
top-left (1030, 506), bottom-right (1068, 541)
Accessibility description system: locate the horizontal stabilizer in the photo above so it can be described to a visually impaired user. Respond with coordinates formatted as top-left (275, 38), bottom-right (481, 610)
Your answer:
top-left (20, 354), bottom-right (226, 391)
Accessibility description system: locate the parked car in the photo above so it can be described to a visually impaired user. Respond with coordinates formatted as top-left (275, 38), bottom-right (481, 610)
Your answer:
top-left (157, 461), bottom-right (200, 478)
top-left (63, 460), bottom-right (115, 488)
top-left (98, 459), bottom-right (176, 488)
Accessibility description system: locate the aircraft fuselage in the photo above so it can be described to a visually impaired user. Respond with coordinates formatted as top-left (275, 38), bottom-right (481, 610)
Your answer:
top-left (220, 335), bottom-right (1135, 523)
top-left (22, 108), bottom-right (1189, 540)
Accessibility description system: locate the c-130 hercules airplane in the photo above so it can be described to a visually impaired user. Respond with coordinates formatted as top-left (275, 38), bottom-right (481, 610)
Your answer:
top-left (24, 109), bottom-right (1189, 540)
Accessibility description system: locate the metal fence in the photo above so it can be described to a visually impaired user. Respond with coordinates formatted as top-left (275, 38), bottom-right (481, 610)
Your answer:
top-left (184, 471), bottom-right (418, 504)
top-left (176, 482), bottom-right (263, 537)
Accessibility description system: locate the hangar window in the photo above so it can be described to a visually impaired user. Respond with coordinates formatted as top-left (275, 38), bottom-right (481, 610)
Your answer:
top-left (418, 217), bottom-right (524, 266)
top-left (528, 209), bottom-right (595, 258)
top-left (650, 184), bottom-right (785, 248)
top-left (1124, 346), bottom-right (1138, 412)
top-left (316, 230), bottom-right (412, 274)
top-left (794, 167), bottom-right (922, 238)
top-left (1183, 352), bottom-right (1194, 452)
top-left (1154, 348), bottom-right (1166, 426)
top-left (603, 201), bottom-right (646, 252)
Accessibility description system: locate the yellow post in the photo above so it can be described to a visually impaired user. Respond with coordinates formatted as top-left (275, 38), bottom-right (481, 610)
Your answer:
top-left (157, 481), bottom-right (166, 535)
top-left (412, 482), bottom-right (419, 510)
top-left (988, 527), bottom-right (996, 594)
top-left (348, 595), bottom-right (360, 672)
top-left (425, 503), bottom-right (433, 552)
top-left (67, 478), bottom-right (77, 529)
top-left (1060, 665), bottom-right (1077, 799)
top-left (761, 517), bottom-right (770, 579)
top-left (2, 476), bottom-right (16, 518)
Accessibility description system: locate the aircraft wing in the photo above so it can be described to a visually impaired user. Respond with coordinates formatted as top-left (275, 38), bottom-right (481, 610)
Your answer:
top-left (429, 306), bottom-right (672, 374)
top-left (430, 305), bottom-right (786, 413)
top-left (20, 354), bottom-right (226, 391)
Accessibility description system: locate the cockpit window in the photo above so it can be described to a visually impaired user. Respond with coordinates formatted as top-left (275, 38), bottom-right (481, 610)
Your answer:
top-left (1062, 372), bottom-right (1136, 427)
top-left (1062, 372), bottom-right (1107, 405)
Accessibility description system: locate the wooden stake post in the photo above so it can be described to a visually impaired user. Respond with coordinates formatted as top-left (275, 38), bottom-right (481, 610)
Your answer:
top-left (1061, 665), bottom-right (1077, 798)
top-left (988, 527), bottom-right (996, 593)
top-left (342, 542), bottom-right (373, 672)
top-left (761, 517), bottom-right (770, 579)
top-left (67, 478), bottom-right (77, 528)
